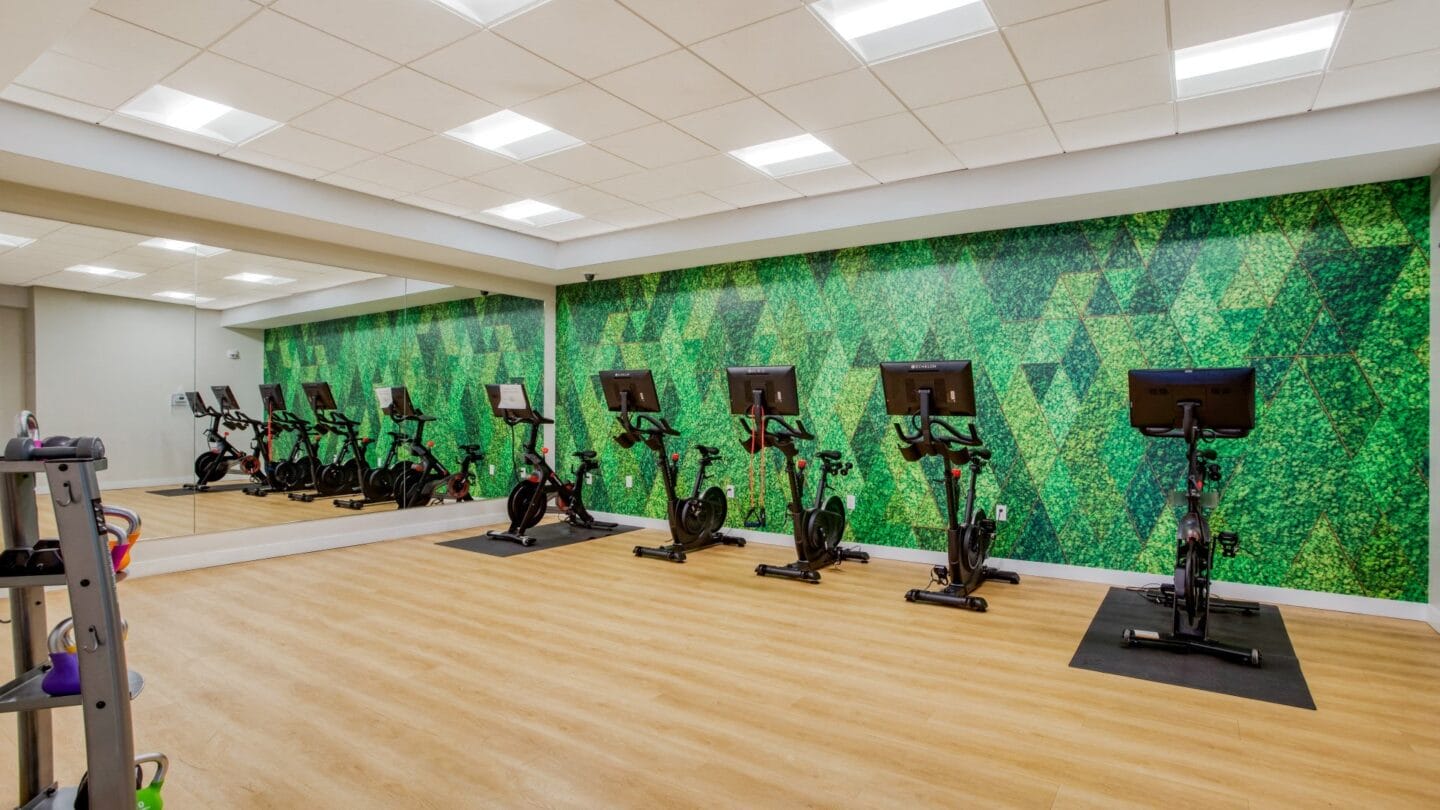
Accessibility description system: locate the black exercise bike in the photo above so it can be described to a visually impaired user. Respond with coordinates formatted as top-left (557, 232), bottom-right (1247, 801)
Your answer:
top-left (601, 369), bottom-right (743, 563)
top-left (393, 419), bottom-right (487, 509)
top-left (729, 366), bottom-right (868, 583)
top-left (1123, 367), bottom-right (1261, 666)
top-left (184, 391), bottom-right (260, 491)
top-left (884, 361), bottom-right (1019, 611)
top-left (485, 382), bottom-right (614, 547)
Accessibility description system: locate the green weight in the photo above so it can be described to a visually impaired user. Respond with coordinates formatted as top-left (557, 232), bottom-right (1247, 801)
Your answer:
top-left (135, 752), bottom-right (166, 810)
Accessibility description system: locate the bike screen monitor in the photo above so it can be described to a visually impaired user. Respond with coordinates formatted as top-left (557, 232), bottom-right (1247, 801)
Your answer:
top-left (377, 386), bottom-right (416, 418)
top-left (303, 381), bottom-right (338, 413)
top-left (1127, 367), bottom-right (1256, 435)
top-left (184, 391), bottom-right (208, 417)
top-left (725, 366), bottom-right (800, 416)
top-left (880, 360), bottom-right (975, 417)
top-left (486, 382), bottom-right (535, 420)
top-left (210, 385), bottom-right (240, 412)
top-left (600, 369), bottom-right (661, 414)
top-left (259, 383), bottom-right (286, 413)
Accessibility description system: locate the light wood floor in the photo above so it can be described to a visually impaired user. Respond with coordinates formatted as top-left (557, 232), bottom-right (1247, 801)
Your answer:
top-left (34, 482), bottom-right (395, 540)
top-left (3, 524), bottom-right (1437, 808)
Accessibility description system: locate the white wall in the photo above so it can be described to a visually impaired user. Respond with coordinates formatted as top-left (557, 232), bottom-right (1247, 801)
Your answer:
top-left (1430, 167), bottom-right (1439, 632)
top-left (0, 300), bottom-right (26, 424)
top-left (31, 288), bottom-right (263, 487)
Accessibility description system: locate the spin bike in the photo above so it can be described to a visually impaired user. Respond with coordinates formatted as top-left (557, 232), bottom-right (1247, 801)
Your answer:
top-left (883, 361), bottom-right (1019, 611)
top-left (485, 382), bottom-right (614, 546)
top-left (184, 390), bottom-right (261, 491)
top-left (1122, 368), bottom-right (1261, 667)
top-left (336, 386), bottom-right (423, 509)
top-left (601, 369), bottom-right (743, 562)
top-left (393, 420), bottom-right (487, 509)
top-left (295, 382), bottom-right (373, 500)
top-left (729, 366), bottom-right (868, 583)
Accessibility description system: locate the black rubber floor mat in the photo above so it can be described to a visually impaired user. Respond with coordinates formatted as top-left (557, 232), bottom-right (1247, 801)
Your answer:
top-left (437, 522), bottom-right (640, 557)
top-left (147, 482), bottom-right (254, 496)
top-left (1070, 587), bottom-right (1315, 709)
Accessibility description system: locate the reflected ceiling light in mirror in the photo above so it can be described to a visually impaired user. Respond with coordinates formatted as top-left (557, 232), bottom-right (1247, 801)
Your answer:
top-left (118, 85), bottom-right (280, 145)
top-left (730, 134), bottom-right (849, 178)
top-left (484, 199), bottom-right (582, 227)
top-left (445, 110), bottom-right (582, 161)
top-left (153, 290), bottom-right (215, 303)
top-left (429, 0), bottom-right (552, 26)
top-left (226, 272), bottom-right (295, 286)
top-left (1174, 13), bottom-right (1344, 98)
top-left (64, 264), bottom-right (144, 280)
top-left (139, 237), bottom-right (230, 257)
top-left (809, 0), bottom-right (996, 63)
top-left (0, 233), bottom-right (35, 249)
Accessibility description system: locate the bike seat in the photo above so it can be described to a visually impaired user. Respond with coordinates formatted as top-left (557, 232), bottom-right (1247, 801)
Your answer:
top-left (695, 444), bottom-right (720, 456)
top-left (817, 450), bottom-right (842, 461)
top-left (574, 450), bottom-right (597, 460)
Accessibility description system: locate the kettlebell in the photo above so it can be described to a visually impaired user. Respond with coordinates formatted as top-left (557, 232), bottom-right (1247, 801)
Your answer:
top-left (74, 752), bottom-right (167, 810)
top-left (41, 616), bottom-right (130, 697)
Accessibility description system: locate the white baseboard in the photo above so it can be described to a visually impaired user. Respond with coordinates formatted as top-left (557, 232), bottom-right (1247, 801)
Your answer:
top-left (1427, 604), bottom-right (1440, 634)
top-left (593, 511), bottom-right (1431, 623)
top-left (126, 499), bottom-right (506, 578)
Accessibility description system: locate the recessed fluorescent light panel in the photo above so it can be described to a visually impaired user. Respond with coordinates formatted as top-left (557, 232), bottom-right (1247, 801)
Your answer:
top-left (139, 238), bottom-right (230, 257)
top-left (226, 272), bottom-right (295, 286)
top-left (1174, 13), bottom-right (1344, 98)
top-left (153, 291), bottom-right (215, 304)
top-left (445, 110), bottom-right (581, 161)
top-left (64, 265), bottom-right (144, 280)
top-left (809, 0), bottom-right (996, 63)
top-left (484, 200), bottom-right (581, 227)
top-left (730, 134), bottom-right (849, 178)
top-left (0, 233), bottom-right (35, 249)
top-left (429, 0), bottom-right (552, 26)
top-left (118, 85), bottom-right (279, 145)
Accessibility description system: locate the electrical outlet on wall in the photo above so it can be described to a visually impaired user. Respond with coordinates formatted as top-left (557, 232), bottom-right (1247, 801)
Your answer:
top-left (170, 392), bottom-right (187, 407)
top-left (488, 464), bottom-right (495, 476)
top-left (625, 475), bottom-right (633, 488)
top-left (846, 494), bottom-right (856, 510)
top-left (586, 474), bottom-right (592, 485)
top-left (995, 504), bottom-right (1008, 522)
top-left (226, 349), bottom-right (240, 360)
top-left (726, 485), bottom-right (735, 498)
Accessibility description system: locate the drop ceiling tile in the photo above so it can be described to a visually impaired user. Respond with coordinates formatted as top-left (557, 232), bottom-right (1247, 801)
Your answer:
top-left (543, 219), bottom-right (621, 240)
top-left (475, 163), bottom-right (577, 197)
top-left (816, 112), bottom-right (939, 163)
top-left (690, 8), bottom-right (859, 94)
top-left (762, 69), bottom-right (904, 132)
top-left (164, 53), bottom-right (329, 122)
top-left (1314, 48), bottom-right (1440, 109)
top-left (345, 69), bottom-right (499, 133)
top-left (493, 0), bottom-right (675, 79)
top-left (593, 170), bottom-right (698, 204)
top-left (211, 10), bottom-right (395, 96)
top-left (1032, 55), bottom-right (1172, 123)
top-left (270, 0), bottom-right (474, 63)
top-left (870, 33), bottom-right (1024, 109)
top-left (100, 113), bottom-right (233, 154)
top-left (672, 97), bottom-right (803, 152)
top-left (1168, 0), bottom-right (1350, 50)
top-left (1331, 0), bottom-right (1440, 69)
top-left (1178, 75), bottom-right (1321, 133)
top-left (14, 52), bottom-right (165, 109)
top-left (388, 136), bottom-right (511, 177)
top-left (595, 122), bottom-right (715, 168)
top-left (420, 180), bottom-right (518, 212)
top-left (1003, 0), bottom-right (1167, 81)
top-left (914, 86), bottom-right (1047, 143)
top-left (594, 50), bottom-right (750, 120)
top-left (0, 212), bottom-right (67, 240)
top-left (779, 165), bottom-right (877, 196)
top-left (947, 124), bottom-right (1061, 168)
top-left (858, 147), bottom-right (963, 183)
top-left (706, 179), bottom-right (801, 207)
top-left (334, 155), bottom-right (454, 193)
top-left (591, 205), bottom-right (673, 228)
top-left (527, 145), bottom-right (642, 185)
top-left (618, 0), bottom-right (797, 45)
top-left (0, 85), bottom-right (110, 124)
top-left (94, 0), bottom-right (260, 47)
top-left (649, 192), bottom-right (736, 220)
top-left (1051, 103), bottom-right (1175, 152)
top-left (239, 126), bottom-right (375, 172)
top-left (538, 186), bottom-right (633, 216)
top-left (291, 99), bottom-right (430, 153)
top-left (658, 154), bottom-right (764, 189)
top-left (412, 31), bottom-right (580, 107)
top-left (987, 0), bottom-right (1099, 26)
top-left (514, 83), bottom-right (656, 142)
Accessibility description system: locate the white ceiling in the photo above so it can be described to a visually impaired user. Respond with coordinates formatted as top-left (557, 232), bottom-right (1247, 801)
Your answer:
top-left (0, 209), bottom-right (382, 309)
top-left (0, 0), bottom-right (1435, 243)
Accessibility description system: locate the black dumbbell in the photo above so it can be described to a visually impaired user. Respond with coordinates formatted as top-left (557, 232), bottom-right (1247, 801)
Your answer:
top-left (4, 436), bottom-right (105, 461)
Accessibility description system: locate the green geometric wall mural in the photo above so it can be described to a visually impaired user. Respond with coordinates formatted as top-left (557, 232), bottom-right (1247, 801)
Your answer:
top-left (264, 293), bottom-right (544, 499)
top-left (556, 178), bottom-right (1430, 602)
